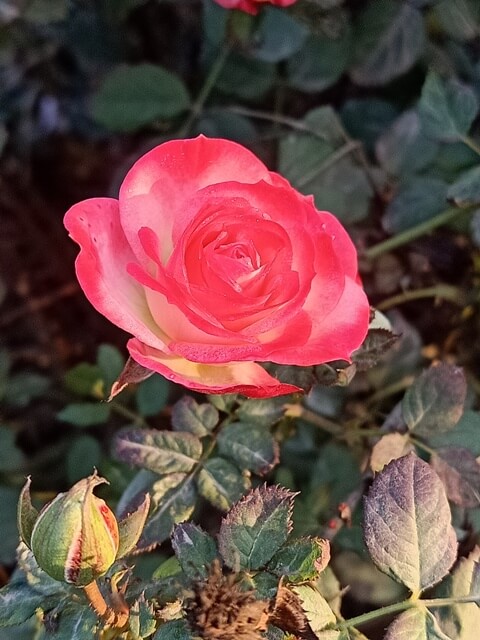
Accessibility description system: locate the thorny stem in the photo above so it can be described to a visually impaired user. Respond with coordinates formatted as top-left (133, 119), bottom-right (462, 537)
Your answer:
top-left (365, 205), bottom-right (475, 260)
top-left (178, 45), bottom-right (230, 137)
top-left (377, 284), bottom-right (466, 311)
top-left (334, 595), bottom-right (480, 631)
top-left (83, 580), bottom-right (129, 629)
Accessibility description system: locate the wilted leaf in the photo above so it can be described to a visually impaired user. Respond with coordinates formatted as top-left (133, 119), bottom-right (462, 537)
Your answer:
top-left (112, 428), bottom-right (202, 474)
top-left (364, 454), bottom-right (457, 592)
top-left (217, 421), bottom-right (279, 475)
top-left (384, 607), bottom-right (452, 640)
top-left (402, 364), bottom-right (466, 437)
top-left (218, 484), bottom-right (296, 571)
top-left (418, 71), bottom-right (479, 142)
top-left (108, 357), bottom-right (153, 401)
top-left (196, 457), bottom-right (250, 512)
top-left (268, 537), bottom-right (330, 582)
top-left (350, 0), bottom-right (425, 86)
top-left (447, 165), bottom-right (480, 207)
top-left (431, 448), bottom-right (480, 507)
top-left (370, 433), bottom-right (414, 473)
top-left (171, 396), bottom-right (219, 436)
top-left (171, 523), bottom-right (218, 579)
top-left (352, 329), bottom-right (399, 371)
top-left (92, 64), bottom-right (191, 132)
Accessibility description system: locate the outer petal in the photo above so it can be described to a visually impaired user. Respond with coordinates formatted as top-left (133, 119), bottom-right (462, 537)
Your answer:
top-left (119, 136), bottom-right (275, 263)
top-left (64, 198), bottom-right (168, 351)
top-left (265, 277), bottom-right (370, 365)
top-left (127, 339), bottom-right (300, 398)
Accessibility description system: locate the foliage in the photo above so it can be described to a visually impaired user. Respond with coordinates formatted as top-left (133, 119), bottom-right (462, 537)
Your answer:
top-left (2, 1), bottom-right (480, 639)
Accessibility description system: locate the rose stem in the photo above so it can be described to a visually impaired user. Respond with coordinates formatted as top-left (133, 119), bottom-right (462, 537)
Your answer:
top-left (364, 205), bottom-right (475, 261)
top-left (83, 580), bottom-right (129, 629)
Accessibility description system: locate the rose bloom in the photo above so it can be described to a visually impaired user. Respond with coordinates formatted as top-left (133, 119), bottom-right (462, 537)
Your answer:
top-left (213, 0), bottom-right (297, 15)
top-left (65, 136), bottom-right (369, 398)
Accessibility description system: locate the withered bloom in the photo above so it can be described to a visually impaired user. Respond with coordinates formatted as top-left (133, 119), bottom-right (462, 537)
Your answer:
top-left (187, 561), bottom-right (269, 640)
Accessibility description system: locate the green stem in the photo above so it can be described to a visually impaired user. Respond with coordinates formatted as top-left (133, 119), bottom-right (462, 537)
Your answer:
top-left (286, 404), bottom-right (343, 436)
top-left (296, 140), bottom-right (361, 189)
top-left (377, 285), bottom-right (466, 311)
top-left (178, 45), bottom-right (230, 137)
top-left (410, 436), bottom-right (437, 456)
top-left (110, 402), bottom-right (151, 429)
top-left (461, 135), bottom-right (480, 157)
top-left (366, 375), bottom-right (415, 407)
top-left (365, 206), bottom-right (475, 261)
top-left (334, 595), bottom-right (479, 631)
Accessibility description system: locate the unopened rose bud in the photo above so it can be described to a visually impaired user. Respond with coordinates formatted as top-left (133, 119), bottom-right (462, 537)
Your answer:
top-left (20, 473), bottom-right (119, 586)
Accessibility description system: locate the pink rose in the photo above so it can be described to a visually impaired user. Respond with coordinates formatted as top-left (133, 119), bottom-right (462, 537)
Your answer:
top-left (65, 136), bottom-right (369, 398)
top-left (213, 0), bottom-right (297, 15)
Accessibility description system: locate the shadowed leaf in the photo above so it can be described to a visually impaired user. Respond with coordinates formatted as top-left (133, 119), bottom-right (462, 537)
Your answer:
top-left (364, 454), bottom-right (457, 592)
top-left (217, 421), bottom-right (279, 475)
top-left (171, 396), bottom-right (219, 436)
top-left (385, 607), bottom-right (452, 639)
top-left (196, 457), bottom-right (250, 512)
top-left (171, 523), bottom-right (218, 579)
top-left (431, 448), bottom-right (480, 507)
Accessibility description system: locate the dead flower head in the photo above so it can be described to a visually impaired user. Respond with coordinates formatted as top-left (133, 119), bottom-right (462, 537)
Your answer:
top-left (186, 560), bottom-right (269, 640)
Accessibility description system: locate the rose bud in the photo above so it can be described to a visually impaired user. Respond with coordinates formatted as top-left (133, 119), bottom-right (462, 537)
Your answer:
top-left (213, 0), bottom-right (298, 15)
top-left (18, 473), bottom-right (119, 586)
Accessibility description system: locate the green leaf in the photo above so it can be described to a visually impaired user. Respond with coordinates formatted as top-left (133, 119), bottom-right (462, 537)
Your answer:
top-left (153, 619), bottom-right (193, 640)
top-left (251, 7), bottom-right (307, 63)
top-left (447, 165), bottom-right (480, 207)
top-left (216, 53), bottom-right (276, 100)
top-left (17, 478), bottom-right (38, 547)
top-left (128, 597), bottom-right (157, 639)
top-left (431, 447), bottom-right (480, 508)
top-left (434, 546), bottom-right (480, 638)
top-left (218, 484), bottom-right (296, 571)
top-left (268, 537), bottom-right (330, 582)
top-left (92, 64), bottom-right (191, 132)
top-left (292, 584), bottom-right (336, 634)
top-left (0, 580), bottom-right (57, 627)
top-left (418, 71), bottom-right (479, 142)
top-left (23, 0), bottom-right (67, 22)
top-left (429, 411), bottom-right (480, 456)
top-left (171, 396), bottom-right (219, 436)
top-left (342, 98), bottom-right (399, 154)
top-left (236, 397), bottom-right (286, 427)
top-left (0, 425), bottom-right (24, 472)
top-left (383, 177), bottom-right (448, 233)
top-left (217, 421), bottom-right (279, 475)
top-left (364, 454), bottom-right (457, 592)
top-left (16, 542), bottom-right (67, 597)
top-left (402, 364), bottom-right (466, 436)
top-left (64, 363), bottom-right (103, 397)
top-left (136, 374), bottom-right (170, 417)
top-left (384, 607), bottom-right (452, 639)
top-left (66, 435), bottom-right (102, 483)
top-left (350, 0), bottom-right (425, 86)
top-left (5, 373), bottom-right (50, 408)
top-left (171, 523), bottom-right (218, 579)
top-left (196, 457), bottom-right (250, 512)
top-left (194, 110), bottom-right (256, 143)
top-left (432, 0), bottom-right (480, 42)
top-left (113, 428), bottom-right (202, 474)
top-left (0, 486), bottom-right (22, 564)
top-left (139, 474), bottom-right (197, 551)
top-left (47, 603), bottom-right (99, 639)
top-left (96, 344), bottom-right (125, 392)
top-left (287, 27), bottom-right (351, 93)
top-left (278, 106), bottom-right (372, 224)
top-left (57, 402), bottom-right (110, 427)
top-left (375, 109), bottom-right (439, 179)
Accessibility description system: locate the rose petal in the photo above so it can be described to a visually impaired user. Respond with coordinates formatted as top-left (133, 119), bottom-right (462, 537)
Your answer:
top-left (127, 338), bottom-right (300, 398)
top-left (64, 198), bottom-right (169, 350)
top-left (119, 136), bottom-right (275, 264)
